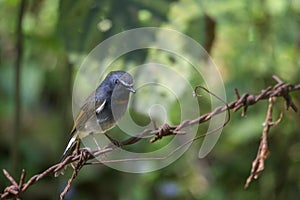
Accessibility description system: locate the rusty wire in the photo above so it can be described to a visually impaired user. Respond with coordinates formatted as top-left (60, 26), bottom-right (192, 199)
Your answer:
top-left (1, 75), bottom-right (299, 199)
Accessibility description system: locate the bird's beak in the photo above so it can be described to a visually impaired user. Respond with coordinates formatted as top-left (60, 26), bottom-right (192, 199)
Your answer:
top-left (127, 86), bottom-right (136, 93)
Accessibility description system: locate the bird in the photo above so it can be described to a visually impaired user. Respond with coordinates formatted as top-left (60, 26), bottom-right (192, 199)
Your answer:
top-left (55, 71), bottom-right (135, 176)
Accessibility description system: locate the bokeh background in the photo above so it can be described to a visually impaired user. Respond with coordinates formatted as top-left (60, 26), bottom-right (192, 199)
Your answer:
top-left (1, 0), bottom-right (300, 199)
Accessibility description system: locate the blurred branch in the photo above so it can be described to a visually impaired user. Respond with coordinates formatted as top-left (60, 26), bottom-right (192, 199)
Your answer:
top-left (61, 57), bottom-right (73, 151)
top-left (203, 14), bottom-right (216, 54)
top-left (1, 75), bottom-right (299, 199)
top-left (12, 0), bottom-right (26, 177)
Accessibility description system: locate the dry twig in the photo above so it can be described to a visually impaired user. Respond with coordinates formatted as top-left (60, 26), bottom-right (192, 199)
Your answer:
top-left (244, 97), bottom-right (283, 188)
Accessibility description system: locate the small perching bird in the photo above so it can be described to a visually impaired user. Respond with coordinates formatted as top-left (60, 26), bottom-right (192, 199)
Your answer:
top-left (55, 71), bottom-right (135, 177)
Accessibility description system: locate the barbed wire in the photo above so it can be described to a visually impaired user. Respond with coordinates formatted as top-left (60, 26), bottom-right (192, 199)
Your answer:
top-left (1, 75), bottom-right (299, 199)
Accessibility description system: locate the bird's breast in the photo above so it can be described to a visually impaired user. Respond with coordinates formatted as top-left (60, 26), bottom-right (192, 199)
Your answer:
top-left (113, 99), bottom-right (129, 105)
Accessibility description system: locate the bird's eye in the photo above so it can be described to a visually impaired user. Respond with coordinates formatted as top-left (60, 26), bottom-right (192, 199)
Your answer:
top-left (114, 79), bottom-right (119, 84)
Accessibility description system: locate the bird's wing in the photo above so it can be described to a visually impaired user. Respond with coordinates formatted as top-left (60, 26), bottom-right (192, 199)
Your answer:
top-left (58, 94), bottom-right (106, 164)
top-left (70, 92), bottom-right (107, 136)
top-left (56, 91), bottom-right (107, 173)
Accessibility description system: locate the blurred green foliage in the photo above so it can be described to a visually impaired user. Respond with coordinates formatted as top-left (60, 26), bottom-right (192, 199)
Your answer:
top-left (0, 0), bottom-right (300, 199)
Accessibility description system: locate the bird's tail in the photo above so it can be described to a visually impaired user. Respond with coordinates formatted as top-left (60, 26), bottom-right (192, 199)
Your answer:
top-left (54, 134), bottom-right (78, 177)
